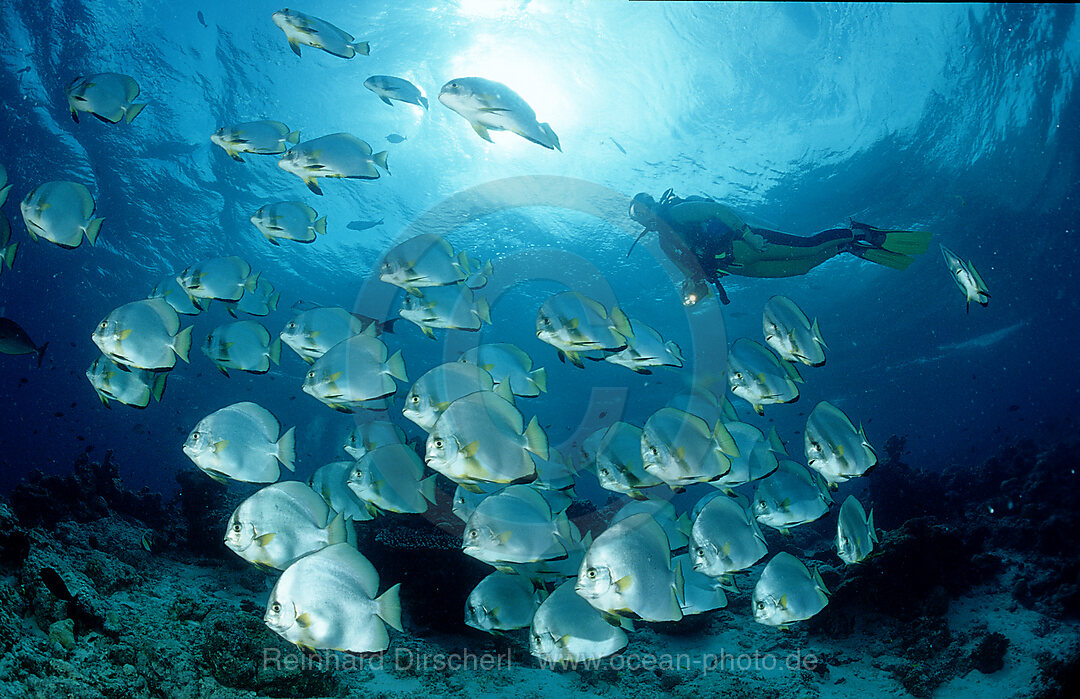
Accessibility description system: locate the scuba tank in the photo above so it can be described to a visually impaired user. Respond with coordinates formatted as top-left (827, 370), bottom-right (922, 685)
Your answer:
top-left (627, 189), bottom-right (715, 256)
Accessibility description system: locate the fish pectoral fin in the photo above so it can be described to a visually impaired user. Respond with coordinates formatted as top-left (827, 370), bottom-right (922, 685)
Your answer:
top-left (600, 611), bottom-right (625, 627)
top-left (778, 594), bottom-right (788, 610)
top-left (462, 440), bottom-right (480, 458)
top-left (287, 37), bottom-right (302, 57)
top-left (496, 531), bottom-right (513, 545)
top-left (614, 574), bottom-right (633, 593)
top-left (212, 440), bottom-right (229, 454)
top-left (470, 121), bottom-right (494, 143)
top-left (478, 106), bottom-right (512, 113)
top-left (295, 612), bottom-right (313, 628)
top-left (254, 532), bottom-right (276, 546)
top-left (118, 328), bottom-right (133, 340)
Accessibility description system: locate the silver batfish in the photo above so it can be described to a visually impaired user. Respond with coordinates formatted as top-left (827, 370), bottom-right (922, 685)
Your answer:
top-left (272, 9), bottom-right (370, 59)
top-left (279, 133), bottom-right (388, 195)
top-left (439, 77), bottom-right (560, 151)
top-left (265, 544), bottom-right (401, 653)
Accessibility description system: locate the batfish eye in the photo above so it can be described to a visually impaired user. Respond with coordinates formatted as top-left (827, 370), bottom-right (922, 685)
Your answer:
top-left (468, 529), bottom-right (478, 540)
top-left (599, 467), bottom-right (609, 476)
top-left (307, 371), bottom-right (315, 379)
top-left (99, 321), bottom-right (107, 329)
top-left (734, 372), bottom-right (743, 380)
top-left (232, 523), bottom-right (242, 533)
top-left (650, 446), bottom-right (659, 456)
top-left (696, 547), bottom-right (705, 558)
top-left (756, 601), bottom-right (765, 610)
top-left (587, 568), bottom-right (597, 579)
top-left (191, 431), bottom-right (200, 439)
top-left (411, 395), bottom-right (420, 403)
top-left (271, 602), bottom-right (281, 613)
top-left (434, 439), bottom-right (444, 449)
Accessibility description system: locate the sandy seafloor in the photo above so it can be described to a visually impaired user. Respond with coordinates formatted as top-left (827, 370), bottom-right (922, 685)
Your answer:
top-left (1, 436), bottom-right (1078, 699)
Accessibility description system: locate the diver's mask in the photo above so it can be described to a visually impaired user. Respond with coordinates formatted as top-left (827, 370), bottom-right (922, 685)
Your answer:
top-left (628, 193), bottom-right (657, 226)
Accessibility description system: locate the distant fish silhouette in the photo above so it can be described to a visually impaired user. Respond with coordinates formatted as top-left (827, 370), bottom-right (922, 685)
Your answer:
top-left (386, 133), bottom-right (406, 144)
top-left (610, 137), bottom-right (626, 154)
top-left (0, 317), bottom-right (48, 367)
top-left (41, 568), bottom-right (76, 602)
top-left (197, 11), bottom-right (207, 27)
top-left (347, 218), bottom-right (384, 232)
top-left (289, 301), bottom-right (397, 334)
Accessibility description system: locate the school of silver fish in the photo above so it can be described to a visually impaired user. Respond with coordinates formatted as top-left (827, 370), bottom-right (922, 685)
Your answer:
top-left (0, 4), bottom-right (994, 669)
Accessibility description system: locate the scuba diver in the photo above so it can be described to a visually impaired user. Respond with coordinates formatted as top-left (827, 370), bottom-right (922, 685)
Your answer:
top-left (628, 189), bottom-right (933, 305)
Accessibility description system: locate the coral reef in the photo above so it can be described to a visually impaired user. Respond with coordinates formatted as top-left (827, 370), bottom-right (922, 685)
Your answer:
top-left (0, 442), bottom-right (1075, 698)
top-left (11, 449), bottom-right (169, 530)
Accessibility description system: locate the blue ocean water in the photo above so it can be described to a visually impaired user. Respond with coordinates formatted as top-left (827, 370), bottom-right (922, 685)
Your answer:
top-left (1, 2), bottom-right (1075, 497)
top-left (1, 2), bottom-right (1079, 695)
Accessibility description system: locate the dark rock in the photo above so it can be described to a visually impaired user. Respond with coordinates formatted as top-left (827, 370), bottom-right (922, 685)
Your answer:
top-left (1038, 647), bottom-right (1080, 699)
top-left (659, 671), bottom-right (681, 690)
top-left (355, 513), bottom-right (491, 635)
top-left (1012, 557), bottom-right (1080, 619)
top-left (970, 631), bottom-right (1009, 674)
top-left (900, 615), bottom-right (951, 661)
top-left (811, 517), bottom-right (979, 625)
top-left (897, 658), bottom-right (961, 699)
top-left (168, 468), bottom-right (245, 557)
top-left (199, 610), bottom-right (344, 697)
top-left (868, 436), bottom-right (946, 529)
top-left (10, 450), bottom-right (168, 531)
top-left (0, 499), bottom-right (29, 569)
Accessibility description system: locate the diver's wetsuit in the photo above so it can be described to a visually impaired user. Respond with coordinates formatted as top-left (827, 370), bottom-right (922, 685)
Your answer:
top-left (653, 196), bottom-right (861, 301)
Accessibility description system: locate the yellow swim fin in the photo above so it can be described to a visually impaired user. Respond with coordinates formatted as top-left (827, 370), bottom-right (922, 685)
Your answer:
top-left (852, 247), bottom-right (915, 271)
top-left (880, 230), bottom-right (933, 255)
